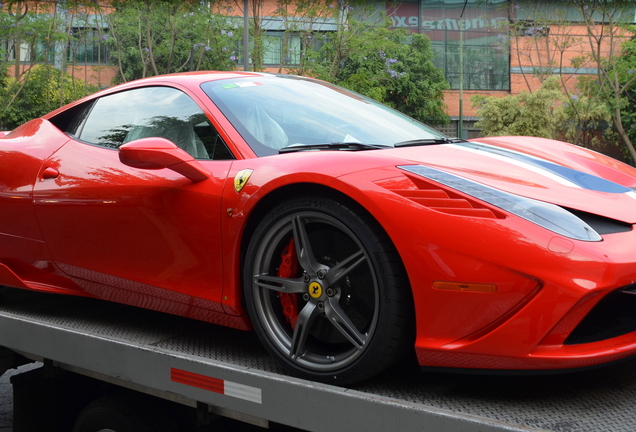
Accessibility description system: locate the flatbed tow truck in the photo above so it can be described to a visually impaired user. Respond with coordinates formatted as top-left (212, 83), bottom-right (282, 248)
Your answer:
top-left (0, 285), bottom-right (634, 432)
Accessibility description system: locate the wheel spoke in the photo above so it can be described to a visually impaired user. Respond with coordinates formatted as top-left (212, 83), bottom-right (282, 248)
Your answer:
top-left (248, 202), bottom-right (390, 381)
top-left (289, 302), bottom-right (321, 359)
top-left (324, 249), bottom-right (366, 286)
top-left (291, 214), bottom-right (325, 275)
top-left (254, 274), bottom-right (307, 294)
top-left (325, 297), bottom-right (367, 350)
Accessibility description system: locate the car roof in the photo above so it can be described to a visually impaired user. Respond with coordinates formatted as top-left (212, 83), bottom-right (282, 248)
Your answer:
top-left (43, 71), bottom-right (269, 120)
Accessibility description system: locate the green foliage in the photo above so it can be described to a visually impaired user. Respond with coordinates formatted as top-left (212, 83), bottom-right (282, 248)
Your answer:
top-left (303, 24), bottom-right (449, 125)
top-left (0, 3), bottom-right (104, 129)
top-left (271, 0), bottom-right (336, 73)
top-left (567, 74), bottom-right (620, 148)
top-left (491, 1), bottom-right (636, 163)
top-left (0, 0), bottom-right (450, 130)
top-left (471, 77), bottom-right (567, 138)
top-left (0, 64), bottom-right (97, 129)
top-left (613, 30), bottom-right (636, 153)
top-left (105, 1), bottom-right (241, 82)
top-left (0, 4), bottom-right (70, 71)
top-left (479, 75), bottom-right (616, 150)
top-left (566, 0), bottom-right (636, 163)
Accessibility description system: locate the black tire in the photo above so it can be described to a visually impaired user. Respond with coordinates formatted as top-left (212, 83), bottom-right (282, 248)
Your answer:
top-left (72, 393), bottom-right (180, 432)
top-left (244, 196), bottom-right (413, 385)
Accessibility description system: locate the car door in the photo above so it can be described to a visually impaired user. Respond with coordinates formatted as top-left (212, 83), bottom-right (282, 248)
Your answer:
top-left (33, 86), bottom-right (234, 307)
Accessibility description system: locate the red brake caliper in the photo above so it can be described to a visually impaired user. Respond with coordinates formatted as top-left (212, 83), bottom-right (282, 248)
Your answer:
top-left (278, 237), bottom-right (300, 329)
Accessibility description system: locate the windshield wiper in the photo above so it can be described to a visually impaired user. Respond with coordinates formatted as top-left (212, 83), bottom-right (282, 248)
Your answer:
top-left (394, 137), bottom-right (467, 147)
top-left (279, 142), bottom-right (391, 153)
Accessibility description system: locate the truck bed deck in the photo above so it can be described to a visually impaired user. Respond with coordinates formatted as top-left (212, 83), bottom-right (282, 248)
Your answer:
top-left (0, 286), bottom-right (634, 432)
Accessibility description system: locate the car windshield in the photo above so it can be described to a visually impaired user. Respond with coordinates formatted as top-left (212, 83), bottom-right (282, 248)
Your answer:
top-left (201, 75), bottom-right (445, 157)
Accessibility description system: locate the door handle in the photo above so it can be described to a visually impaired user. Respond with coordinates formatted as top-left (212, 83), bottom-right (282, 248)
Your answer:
top-left (41, 167), bottom-right (59, 180)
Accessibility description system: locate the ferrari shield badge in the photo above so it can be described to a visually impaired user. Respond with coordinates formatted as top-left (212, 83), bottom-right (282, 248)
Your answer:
top-left (234, 169), bottom-right (253, 193)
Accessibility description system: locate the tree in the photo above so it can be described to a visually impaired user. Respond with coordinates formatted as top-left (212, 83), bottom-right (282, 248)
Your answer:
top-left (471, 77), bottom-right (567, 138)
top-left (502, 1), bottom-right (636, 162)
top-left (568, 0), bottom-right (636, 163)
top-left (0, 64), bottom-right (97, 129)
top-left (247, 0), bottom-right (266, 71)
top-left (60, 2), bottom-right (114, 91)
top-left (303, 14), bottom-right (449, 125)
top-left (613, 32), bottom-right (636, 157)
top-left (105, 0), bottom-right (240, 83)
top-left (272, 0), bottom-right (334, 74)
top-left (501, 1), bottom-right (610, 148)
top-left (505, 2), bottom-right (583, 92)
top-left (0, 1), bottom-right (102, 127)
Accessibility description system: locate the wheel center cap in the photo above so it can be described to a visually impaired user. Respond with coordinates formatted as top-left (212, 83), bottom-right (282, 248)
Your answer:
top-left (308, 281), bottom-right (323, 299)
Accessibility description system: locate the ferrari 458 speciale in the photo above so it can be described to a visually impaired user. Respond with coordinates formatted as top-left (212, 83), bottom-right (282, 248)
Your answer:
top-left (3, 71), bottom-right (636, 384)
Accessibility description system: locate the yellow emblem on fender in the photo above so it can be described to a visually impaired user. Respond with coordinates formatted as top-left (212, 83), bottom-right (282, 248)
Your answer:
top-left (234, 169), bottom-right (253, 193)
top-left (308, 282), bottom-right (323, 299)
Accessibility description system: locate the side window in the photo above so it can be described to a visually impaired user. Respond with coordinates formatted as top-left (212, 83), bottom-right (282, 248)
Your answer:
top-left (75, 86), bottom-right (234, 160)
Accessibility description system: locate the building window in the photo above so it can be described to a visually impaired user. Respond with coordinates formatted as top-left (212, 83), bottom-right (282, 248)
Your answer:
top-left (239, 31), bottom-right (323, 67)
top-left (388, 0), bottom-right (511, 91)
top-left (263, 31), bottom-right (302, 66)
top-left (432, 37), bottom-right (510, 91)
top-left (67, 28), bottom-right (110, 64)
top-left (4, 40), bottom-right (55, 63)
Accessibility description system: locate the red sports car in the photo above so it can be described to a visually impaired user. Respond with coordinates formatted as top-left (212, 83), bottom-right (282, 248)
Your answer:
top-left (3, 71), bottom-right (636, 385)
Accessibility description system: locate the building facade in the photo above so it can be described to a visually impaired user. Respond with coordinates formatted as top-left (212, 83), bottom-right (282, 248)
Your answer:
top-left (5, 1), bottom-right (636, 138)
top-left (386, 0), bottom-right (636, 137)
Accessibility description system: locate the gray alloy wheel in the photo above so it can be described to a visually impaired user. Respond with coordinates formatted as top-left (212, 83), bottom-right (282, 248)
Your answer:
top-left (244, 196), bottom-right (412, 385)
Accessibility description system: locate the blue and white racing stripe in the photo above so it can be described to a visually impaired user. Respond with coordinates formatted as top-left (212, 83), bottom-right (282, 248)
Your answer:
top-left (450, 142), bottom-right (635, 197)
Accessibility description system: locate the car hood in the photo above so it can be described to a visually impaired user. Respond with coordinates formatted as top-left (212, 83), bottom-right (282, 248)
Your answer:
top-left (382, 139), bottom-right (636, 224)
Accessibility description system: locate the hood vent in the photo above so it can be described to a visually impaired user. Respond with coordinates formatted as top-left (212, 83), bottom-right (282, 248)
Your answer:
top-left (377, 174), bottom-right (504, 219)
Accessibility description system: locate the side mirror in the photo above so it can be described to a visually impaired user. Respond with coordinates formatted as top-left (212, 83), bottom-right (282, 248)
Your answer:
top-left (119, 137), bottom-right (211, 183)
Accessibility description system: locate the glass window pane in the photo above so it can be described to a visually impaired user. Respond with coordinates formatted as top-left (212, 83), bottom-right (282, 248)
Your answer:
top-left (79, 86), bottom-right (223, 159)
top-left (389, 1), bottom-right (511, 91)
top-left (202, 75), bottom-right (443, 157)
top-left (67, 28), bottom-right (110, 64)
top-left (263, 35), bottom-right (281, 64)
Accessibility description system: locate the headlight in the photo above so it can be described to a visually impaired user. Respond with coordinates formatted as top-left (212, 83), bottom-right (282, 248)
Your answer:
top-left (399, 165), bottom-right (602, 242)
